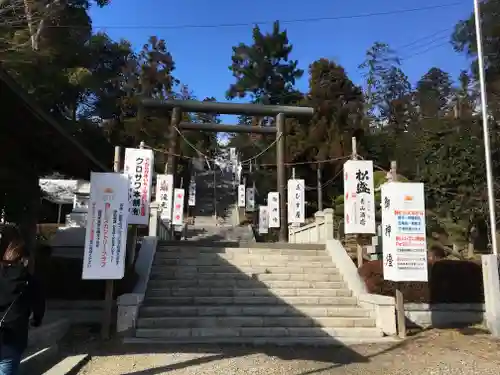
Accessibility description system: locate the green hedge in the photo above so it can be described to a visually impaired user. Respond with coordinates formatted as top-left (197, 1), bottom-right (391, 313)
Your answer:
top-left (36, 255), bottom-right (138, 300)
top-left (358, 259), bottom-right (484, 303)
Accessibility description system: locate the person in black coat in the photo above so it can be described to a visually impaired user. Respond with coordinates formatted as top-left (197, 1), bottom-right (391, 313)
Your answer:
top-left (0, 227), bottom-right (45, 375)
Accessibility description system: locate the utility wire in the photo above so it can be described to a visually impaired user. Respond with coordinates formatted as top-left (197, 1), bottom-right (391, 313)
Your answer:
top-left (36, 2), bottom-right (464, 30)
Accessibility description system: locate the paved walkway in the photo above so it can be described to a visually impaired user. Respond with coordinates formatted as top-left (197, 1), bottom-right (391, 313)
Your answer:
top-left (68, 327), bottom-right (500, 374)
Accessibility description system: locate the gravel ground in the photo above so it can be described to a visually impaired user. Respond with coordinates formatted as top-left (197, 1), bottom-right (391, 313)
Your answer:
top-left (65, 326), bottom-right (500, 375)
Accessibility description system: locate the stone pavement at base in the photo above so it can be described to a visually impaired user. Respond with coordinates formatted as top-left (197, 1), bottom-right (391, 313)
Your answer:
top-left (72, 328), bottom-right (500, 375)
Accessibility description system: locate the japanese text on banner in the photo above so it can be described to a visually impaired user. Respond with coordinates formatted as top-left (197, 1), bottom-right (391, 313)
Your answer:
top-left (267, 192), bottom-right (280, 228)
top-left (246, 187), bottom-right (255, 212)
top-left (343, 160), bottom-right (376, 234)
top-left (238, 185), bottom-right (246, 207)
top-left (83, 173), bottom-right (129, 280)
top-left (258, 206), bottom-right (269, 234)
top-left (156, 174), bottom-right (173, 221)
top-left (188, 178), bottom-right (196, 206)
top-left (287, 179), bottom-right (305, 223)
top-left (172, 188), bottom-right (185, 225)
top-left (124, 148), bottom-right (154, 226)
top-left (381, 182), bottom-right (428, 282)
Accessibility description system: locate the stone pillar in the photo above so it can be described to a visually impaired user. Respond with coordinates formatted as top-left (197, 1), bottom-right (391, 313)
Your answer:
top-left (314, 210), bottom-right (324, 242)
top-left (323, 208), bottom-right (334, 241)
top-left (148, 201), bottom-right (159, 238)
top-left (482, 254), bottom-right (500, 337)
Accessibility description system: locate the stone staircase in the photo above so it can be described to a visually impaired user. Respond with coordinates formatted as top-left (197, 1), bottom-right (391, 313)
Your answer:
top-left (192, 169), bottom-right (236, 227)
top-left (127, 243), bottom-right (385, 345)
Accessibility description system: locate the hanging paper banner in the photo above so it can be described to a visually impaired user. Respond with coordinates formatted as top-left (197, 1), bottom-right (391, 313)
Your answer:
top-left (344, 160), bottom-right (376, 234)
top-left (82, 172), bottom-right (129, 280)
top-left (381, 182), bottom-right (428, 282)
top-left (188, 178), bottom-right (196, 206)
top-left (238, 185), bottom-right (246, 207)
top-left (287, 179), bottom-right (305, 223)
top-left (124, 148), bottom-right (154, 226)
top-left (172, 188), bottom-right (185, 225)
top-left (268, 192), bottom-right (280, 228)
top-left (236, 163), bottom-right (242, 184)
top-left (156, 174), bottom-right (173, 221)
top-left (258, 205), bottom-right (269, 234)
top-left (246, 187), bottom-right (255, 212)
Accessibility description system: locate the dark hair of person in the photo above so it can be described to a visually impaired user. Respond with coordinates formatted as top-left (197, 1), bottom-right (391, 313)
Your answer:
top-left (0, 226), bottom-right (25, 266)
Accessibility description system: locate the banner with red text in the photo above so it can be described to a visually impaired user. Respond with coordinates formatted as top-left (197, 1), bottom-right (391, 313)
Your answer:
top-left (381, 182), bottom-right (428, 282)
top-left (82, 172), bottom-right (129, 280)
top-left (124, 148), bottom-right (154, 225)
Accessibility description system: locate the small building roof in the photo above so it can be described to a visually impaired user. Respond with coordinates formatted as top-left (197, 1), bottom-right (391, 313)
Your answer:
top-left (0, 66), bottom-right (110, 178)
top-left (39, 179), bottom-right (90, 204)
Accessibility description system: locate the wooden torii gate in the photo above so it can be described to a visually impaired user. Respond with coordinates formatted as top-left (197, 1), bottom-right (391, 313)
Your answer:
top-left (140, 98), bottom-right (314, 242)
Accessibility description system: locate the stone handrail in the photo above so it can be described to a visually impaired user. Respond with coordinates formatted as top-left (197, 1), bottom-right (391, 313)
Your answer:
top-left (288, 208), bottom-right (335, 244)
top-left (148, 201), bottom-right (171, 241)
top-left (326, 239), bottom-right (396, 335)
top-left (117, 200), bottom-right (167, 335)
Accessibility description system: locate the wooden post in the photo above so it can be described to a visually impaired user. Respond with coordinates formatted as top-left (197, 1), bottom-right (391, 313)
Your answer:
top-left (391, 160), bottom-right (407, 339)
top-left (102, 145), bottom-right (121, 340)
top-left (317, 164), bottom-right (323, 211)
top-left (352, 137), bottom-right (364, 268)
top-left (276, 113), bottom-right (287, 242)
top-left (167, 107), bottom-right (181, 238)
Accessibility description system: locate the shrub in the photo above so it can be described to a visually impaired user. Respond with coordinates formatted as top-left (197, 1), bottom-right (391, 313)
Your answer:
top-left (35, 256), bottom-right (138, 300)
top-left (358, 259), bottom-right (484, 303)
top-left (37, 223), bottom-right (64, 242)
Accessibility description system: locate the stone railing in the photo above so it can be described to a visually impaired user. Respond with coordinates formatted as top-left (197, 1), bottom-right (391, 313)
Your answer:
top-left (117, 201), bottom-right (165, 335)
top-left (326, 239), bottom-right (397, 335)
top-left (288, 208), bottom-right (335, 244)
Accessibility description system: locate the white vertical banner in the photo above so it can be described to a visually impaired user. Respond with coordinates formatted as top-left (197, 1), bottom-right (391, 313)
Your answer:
top-left (156, 174), bottom-right (173, 221)
top-left (258, 205), bottom-right (269, 234)
top-left (229, 148), bottom-right (237, 164)
top-left (188, 178), bottom-right (196, 206)
top-left (267, 192), bottom-right (280, 228)
top-left (343, 160), bottom-right (376, 234)
top-left (246, 187), bottom-right (255, 212)
top-left (238, 185), bottom-right (246, 207)
top-left (236, 163), bottom-right (242, 183)
top-left (172, 188), bottom-right (185, 225)
top-left (124, 148), bottom-right (154, 226)
top-left (82, 172), bottom-right (129, 280)
top-left (287, 179), bottom-right (305, 224)
top-left (381, 182), bottom-right (428, 282)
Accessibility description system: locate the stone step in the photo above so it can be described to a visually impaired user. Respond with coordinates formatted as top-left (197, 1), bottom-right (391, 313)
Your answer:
top-left (150, 265), bottom-right (339, 275)
top-left (137, 316), bottom-right (375, 329)
top-left (142, 296), bottom-right (358, 306)
top-left (135, 327), bottom-right (383, 339)
top-left (148, 279), bottom-right (345, 289)
top-left (149, 272), bottom-right (343, 282)
top-left (124, 335), bottom-right (395, 346)
top-left (147, 287), bottom-right (351, 298)
top-left (139, 305), bottom-right (372, 318)
top-left (157, 248), bottom-right (326, 256)
top-left (153, 253), bottom-right (333, 263)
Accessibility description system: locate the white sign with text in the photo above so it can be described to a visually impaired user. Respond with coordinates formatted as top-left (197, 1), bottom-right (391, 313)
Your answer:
top-left (258, 205), bottom-right (269, 234)
top-left (188, 178), bottom-right (196, 207)
top-left (343, 160), bottom-right (376, 234)
top-left (381, 182), bottom-right (428, 282)
top-left (156, 174), bottom-right (173, 221)
top-left (267, 192), bottom-right (280, 228)
top-left (287, 179), bottom-right (305, 224)
top-left (172, 188), bottom-right (185, 225)
top-left (238, 185), bottom-right (246, 207)
top-left (82, 172), bottom-right (129, 280)
top-left (246, 187), bottom-right (255, 212)
top-left (124, 148), bottom-right (154, 226)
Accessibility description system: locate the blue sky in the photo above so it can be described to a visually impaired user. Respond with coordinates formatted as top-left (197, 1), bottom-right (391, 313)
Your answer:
top-left (90, 0), bottom-right (474, 123)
